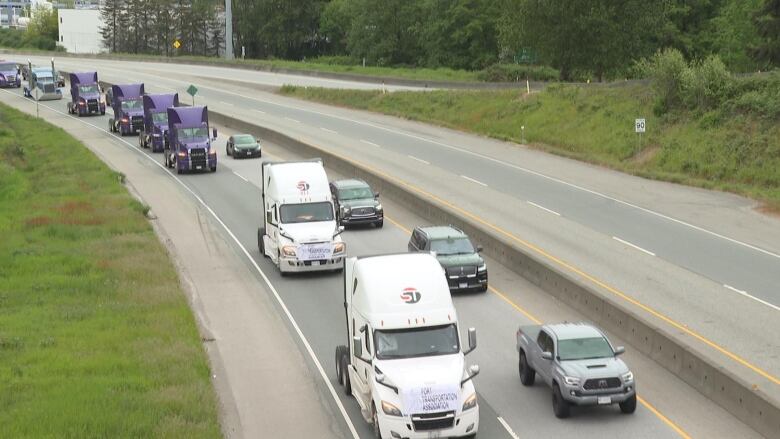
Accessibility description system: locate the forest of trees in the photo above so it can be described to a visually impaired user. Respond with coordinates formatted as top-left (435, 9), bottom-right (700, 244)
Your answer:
top-left (100, 0), bottom-right (780, 80)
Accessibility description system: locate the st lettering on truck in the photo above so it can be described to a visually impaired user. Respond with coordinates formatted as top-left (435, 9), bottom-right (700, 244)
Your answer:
top-left (257, 160), bottom-right (346, 275)
top-left (335, 253), bottom-right (480, 439)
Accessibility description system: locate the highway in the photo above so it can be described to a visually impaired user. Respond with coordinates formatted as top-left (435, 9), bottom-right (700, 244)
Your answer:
top-left (22, 54), bottom-right (778, 391)
top-left (0, 84), bottom-right (762, 438)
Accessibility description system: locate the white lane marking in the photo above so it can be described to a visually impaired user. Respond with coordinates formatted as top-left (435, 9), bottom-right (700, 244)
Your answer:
top-left (220, 101), bottom-right (235, 106)
top-left (407, 155), bottom-right (430, 165)
top-left (233, 171), bottom-right (249, 182)
top-left (73, 60), bottom-right (780, 260)
top-left (253, 109), bottom-right (266, 114)
top-left (527, 201), bottom-right (561, 216)
top-left (1, 88), bottom-right (361, 439)
top-left (613, 236), bottom-right (656, 257)
top-left (724, 285), bottom-right (780, 312)
top-left (320, 127), bottom-right (338, 134)
top-left (284, 117), bottom-right (300, 123)
top-left (461, 175), bottom-right (488, 187)
top-left (497, 416), bottom-right (520, 439)
top-left (360, 139), bottom-right (380, 148)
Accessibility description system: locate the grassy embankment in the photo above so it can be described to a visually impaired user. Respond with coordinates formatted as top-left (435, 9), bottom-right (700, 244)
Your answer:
top-left (0, 103), bottom-right (220, 437)
top-left (280, 77), bottom-right (780, 209)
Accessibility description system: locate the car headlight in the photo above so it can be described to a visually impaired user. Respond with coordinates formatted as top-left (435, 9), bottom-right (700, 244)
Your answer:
top-left (333, 242), bottom-right (346, 254)
top-left (381, 400), bottom-right (402, 417)
top-left (477, 263), bottom-right (487, 272)
top-left (563, 376), bottom-right (581, 386)
top-left (375, 203), bottom-right (383, 211)
top-left (462, 393), bottom-right (477, 411)
top-left (281, 245), bottom-right (297, 257)
top-left (622, 371), bottom-right (634, 383)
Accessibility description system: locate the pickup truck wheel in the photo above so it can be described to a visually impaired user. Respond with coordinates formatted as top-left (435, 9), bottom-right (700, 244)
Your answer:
top-left (519, 351), bottom-right (536, 386)
top-left (552, 383), bottom-right (570, 418)
top-left (619, 394), bottom-right (637, 414)
top-left (375, 220), bottom-right (383, 228)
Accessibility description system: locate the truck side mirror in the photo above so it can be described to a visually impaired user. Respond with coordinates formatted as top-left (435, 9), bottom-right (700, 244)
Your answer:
top-left (212, 128), bottom-right (218, 140)
top-left (476, 245), bottom-right (483, 253)
top-left (464, 327), bottom-right (477, 355)
top-left (614, 346), bottom-right (625, 356)
top-left (541, 351), bottom-right (553, 361)
top-left (374, 191), bottom-right (380, 198)
top-left (352, 336), bottom-right (363, 361)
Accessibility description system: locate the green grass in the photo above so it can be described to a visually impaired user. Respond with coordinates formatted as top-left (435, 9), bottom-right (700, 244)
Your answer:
top-left (0, 103), bottom-right (221, 437)
top-left (279, 83), bottom-right (780, 209)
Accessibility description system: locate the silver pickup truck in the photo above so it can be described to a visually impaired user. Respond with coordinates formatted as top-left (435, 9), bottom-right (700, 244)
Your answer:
top-left (516, 322), bottom-right (636, 418)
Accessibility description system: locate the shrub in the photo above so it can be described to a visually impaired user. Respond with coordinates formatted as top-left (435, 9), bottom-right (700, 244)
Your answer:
top-left (683, 56), bottom-right (732, 110)
top-left (477, 63), bottom-right (560, 82)
top-left (636, 48), bottom-right (688, 113)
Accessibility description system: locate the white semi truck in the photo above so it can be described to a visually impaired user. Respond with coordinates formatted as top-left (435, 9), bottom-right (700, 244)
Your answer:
top-left (336, 253), bottom-right (480, 438)
top-left (257, 159), bottom-right (345, 275)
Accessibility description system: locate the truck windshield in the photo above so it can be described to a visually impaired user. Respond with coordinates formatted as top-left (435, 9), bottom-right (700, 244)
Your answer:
top-left (151, 112), bottom-right (168, 123)
top-left (0, 63), bottom-right (16, 71)
top-left (557, 337), bottom-right (614, 361)
top-left (338, 185), bottom-right (373, 200)
top-left (280, 202), bottom-right (334, 224)
top-left (375, 324), bottom-right (460, 359)
top-left (430, 237), bottom-right (474, 255)
top-left (176, 127), bottom-right (208, 139)
top-left (121, 99), bottom-right (142, 111)
top-left (78, 85), bottom-right (99, 94)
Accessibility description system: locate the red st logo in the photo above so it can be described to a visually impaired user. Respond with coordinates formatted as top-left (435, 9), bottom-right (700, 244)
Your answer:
top-left (400, 287), bottom-right (421, 304)
top-left (297, 181), bottom-right (310, 192)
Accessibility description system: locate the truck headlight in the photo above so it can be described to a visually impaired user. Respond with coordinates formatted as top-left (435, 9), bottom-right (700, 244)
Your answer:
top-left (375, 203), bottom-right (383, 211)
top-left (563, 376), bottom-right (581, 386)
top-left (341, 206), bottom-right (350, 215)
top-left (622, 371), bottom-right (634, 383)
top-left (333, 242), bottom-right (346, 254)
top-left (281, 245), bottom-right (297, 257)
top-left (462, 393), bottom-right (477, 411)
top-left (381, 400), bottom-right (402, 417)
top-left (209, 147), bottom-right (217, 155)
top-left (152, 133), bottom-right (161, 138)
top-left (477, 263), bottom-right (487, 272)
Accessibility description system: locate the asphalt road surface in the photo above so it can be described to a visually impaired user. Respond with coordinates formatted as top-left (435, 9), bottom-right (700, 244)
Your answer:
top-left (0, 85), bottom-right (762, 438)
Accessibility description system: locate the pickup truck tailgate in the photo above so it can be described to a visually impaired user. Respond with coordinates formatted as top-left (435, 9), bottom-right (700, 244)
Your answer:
top-left (516, 325), bottom-right (541, 350)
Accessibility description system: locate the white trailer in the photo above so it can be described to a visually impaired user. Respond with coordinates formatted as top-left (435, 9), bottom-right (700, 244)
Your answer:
top-left (336, 253), bottom-right (480, 438)
top-left (257, 159), bottom-right (345, 275)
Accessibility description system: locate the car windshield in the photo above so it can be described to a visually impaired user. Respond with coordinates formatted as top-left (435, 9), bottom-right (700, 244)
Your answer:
top-left (151, 112), bottom-right (168, 123)
top-left (78, 85), bottom-right (98, 94)
top-left (280, 202), bottom-right (334, 224)
top-left (430, 237), bottom-right (474, 255)
top-left (177, 127), bottom-right (207, 139)
top-left (338, 185), bottom-right (373, 200)
top-left (234, 135), bottom-right (255, 144)
top-left (375, 324), bottom-right (460, 360)
top-left (121, 99), bottom-right (142, 111)
top-left (0, 63), bottom-right (16, 71)
top-left (558, 337), bottom-right (614, 361)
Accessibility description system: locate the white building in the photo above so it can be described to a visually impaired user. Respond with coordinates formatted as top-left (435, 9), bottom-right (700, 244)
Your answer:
top-left (57, 8), bottom-right (104, 53)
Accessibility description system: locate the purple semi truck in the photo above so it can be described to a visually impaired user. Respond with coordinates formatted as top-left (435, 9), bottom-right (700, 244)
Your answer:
top-left (0, 60), bottom-right (21, 88)
top-left (66, 72), bottom-right (105, 116)
top-left (140, 93), bottom-right (179, 153)
top-left (163, 106), bottom-right (218, 174)
top-left (108, 83), bottom-right (145, 136)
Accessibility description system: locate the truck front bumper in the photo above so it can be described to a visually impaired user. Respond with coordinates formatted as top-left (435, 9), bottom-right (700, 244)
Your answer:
top-left (0, 78), bottom-right (20, 87)
top-left (176, 154), bottom-right (217, 171)
top-left (378, 407), bottom-right (479, 439)
top-left (279, 255), bottom-right (344, 273)
top-left (563, 384), bottom-right (636, 406)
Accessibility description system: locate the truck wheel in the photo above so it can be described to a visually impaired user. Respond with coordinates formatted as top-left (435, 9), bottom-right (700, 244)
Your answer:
top-left (210, 166), bottom-right (217, 173)
top-left (258, 228), bottom-right (268, 257)
top-left (619, 394), bottom-right (637, 414)
top-left (519, 351), bottom-right (536, 386)
top-left (552, 383), bottom-right (570, 419)
top-left (108, 119), bottom-right (113, 132)
top-left (341, 354), bottom-right (352, 396)
top-left (375, 220), bottom-right (383, 228)
top-left (371, 403), bottom-right (382, 439)
top-left (335, 345), bottom-right (348, 385)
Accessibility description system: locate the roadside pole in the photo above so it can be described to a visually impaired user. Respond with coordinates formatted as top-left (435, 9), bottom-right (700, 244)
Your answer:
top-left (635, 118), bottom-right (646, 150)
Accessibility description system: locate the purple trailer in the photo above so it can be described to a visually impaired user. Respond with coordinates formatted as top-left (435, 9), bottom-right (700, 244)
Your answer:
top-left (140, 93), bottom-right (179, 153)
top-left (66, 72), bottom-right (105, 116)
top-left (108, 83), bottom-right (145, 136)
top-left (163, 106), bottom-right (218, 174)
top-left (0, 60), bottom-right (21, 88)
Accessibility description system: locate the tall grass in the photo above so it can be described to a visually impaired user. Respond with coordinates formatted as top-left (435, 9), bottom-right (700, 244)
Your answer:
top-left (0, 103), bottom-right (221, 437)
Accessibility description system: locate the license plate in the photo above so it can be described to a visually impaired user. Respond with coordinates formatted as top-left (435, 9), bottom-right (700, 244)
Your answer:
top-left (598, 396), bottom-right (611, 405)
top-left (427, 432), bottom-right (441, 439)
top-left (311, 260), bottom-right (321, 266)
top-left (196, 165), bottom-right (202, 169)
top-left (459, 282), bottom-right (468, 288)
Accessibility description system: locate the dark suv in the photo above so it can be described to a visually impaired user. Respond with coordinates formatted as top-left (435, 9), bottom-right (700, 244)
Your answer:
top-left (330, 179), bottom-right (383, 228)
top-left (408, 225), bottom-right (488, 292)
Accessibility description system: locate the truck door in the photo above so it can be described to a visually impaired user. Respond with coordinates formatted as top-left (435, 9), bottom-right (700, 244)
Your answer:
top-left (264, 203), bottom-right (280, 260)
top-left (350, 317), bottom-right (372, 414)
top-left (535, 330), bottom-right (554, 385)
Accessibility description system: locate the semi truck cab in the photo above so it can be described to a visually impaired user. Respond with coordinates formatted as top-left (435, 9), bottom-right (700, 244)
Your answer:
top-left (23, 68), bottom-right (62, 101)
top-left (0, 61), bottom-right (21, 88)
top-left (141, 93), bottom-right (179, 152)
top-left (336, 253), bottom-right (480, 439)
top-left (164, 106), bottom-right (218, 173)
top-left (108, 83), bottom-right (145, 135)
top-left (67, 72), bottom-right (105, 116)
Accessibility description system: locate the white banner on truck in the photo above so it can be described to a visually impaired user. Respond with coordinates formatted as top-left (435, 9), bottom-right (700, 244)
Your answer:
top-left (296, 243), bottom-right (334, 261)
top-left (402, 383), bottom-right (460, 414)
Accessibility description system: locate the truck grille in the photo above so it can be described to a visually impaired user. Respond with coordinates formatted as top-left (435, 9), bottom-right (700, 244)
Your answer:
top-left (87, 99), bottom-right (99, 111)
top-left (583, 377), bottom-right (622, 390)
top-left (189, 148), bottom-right (207, 168)
top-left (6, 75), bottom-right (14, 82)
top-left (446, 265), bottom-right (477, 278)
top-left (131, 116), bottom-right (144, 130)
top-left (351, 207), bottom-right (375, 217)
top-left (43, 83), bottom-right (56, 93)
top-left (411, 411), bottom-right (455, 431)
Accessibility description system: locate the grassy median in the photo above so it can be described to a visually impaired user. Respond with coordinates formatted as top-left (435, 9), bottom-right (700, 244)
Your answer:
top-left (0, 103), bottom-right (220, 437)
top-left (280, 81), bottom-right (780, 209)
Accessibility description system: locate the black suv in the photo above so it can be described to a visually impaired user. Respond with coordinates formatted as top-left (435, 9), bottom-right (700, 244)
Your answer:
top-left (408, 225), bottom-right (488, 292)
top-left (330, 179), bottom-right (383, 228)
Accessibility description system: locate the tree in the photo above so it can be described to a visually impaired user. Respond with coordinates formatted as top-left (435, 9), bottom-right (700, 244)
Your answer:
top-left (752, 0), bottom-right (780, 67)
top-left (320, 0), bottom-right (357, 55)
top-left (347, 0), bottom-right (426, 66)
top-left (100, 0), bottom-right (126, 53)
top-left (27, 6), bottom-right (58, 42)
top-left (422, 0), bottom-right (501, 70)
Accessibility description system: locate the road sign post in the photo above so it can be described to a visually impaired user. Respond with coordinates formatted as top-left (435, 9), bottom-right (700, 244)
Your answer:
top-left (186, 84), bottom-right (198, 106)
top-left (635, 118), bottom-right (646, 150)
top-left (173, 39), bottom-right (182, 50)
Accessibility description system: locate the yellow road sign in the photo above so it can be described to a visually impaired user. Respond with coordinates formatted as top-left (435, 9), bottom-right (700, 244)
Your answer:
top-left (173, 39), bottom-right (181, 49)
